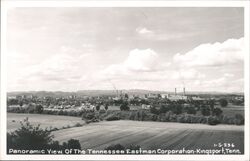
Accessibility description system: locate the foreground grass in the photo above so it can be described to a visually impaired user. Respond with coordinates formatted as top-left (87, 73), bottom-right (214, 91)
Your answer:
top-left (52, 120), bottom-right (244, 152)
top-left (7, 113), bottom-right (244, 154)
top-left (7, 113), bottom-right (85, 132)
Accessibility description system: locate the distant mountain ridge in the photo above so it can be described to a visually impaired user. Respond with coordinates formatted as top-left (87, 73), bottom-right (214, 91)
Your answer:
top-left (7, 89), bottom-right (244, 98)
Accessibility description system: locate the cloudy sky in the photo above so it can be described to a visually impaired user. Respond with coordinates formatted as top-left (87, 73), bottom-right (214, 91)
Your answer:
top-left (7, 7), bottom-right (244, 92)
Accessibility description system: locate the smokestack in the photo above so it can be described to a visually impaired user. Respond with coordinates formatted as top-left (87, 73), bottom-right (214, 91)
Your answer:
top-left (183, 87), bottom-right (186, 96)
top-left (175, 88), bottom-right (177, 96)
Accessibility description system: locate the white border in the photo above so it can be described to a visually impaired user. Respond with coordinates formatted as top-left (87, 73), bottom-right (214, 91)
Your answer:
top-left (1, 0), bottom-right (249, 160)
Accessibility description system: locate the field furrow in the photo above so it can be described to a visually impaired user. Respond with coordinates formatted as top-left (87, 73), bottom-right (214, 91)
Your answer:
top-left (7, 113), bottom-right (244, 154)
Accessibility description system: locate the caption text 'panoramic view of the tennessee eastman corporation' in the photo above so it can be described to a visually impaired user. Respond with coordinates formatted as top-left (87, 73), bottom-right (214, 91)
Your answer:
top-left (6, 7), bottom-right (244, 155)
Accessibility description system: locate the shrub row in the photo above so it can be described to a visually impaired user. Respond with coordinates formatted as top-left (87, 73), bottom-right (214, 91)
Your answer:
top-left (97, 110), bottom-right (244, 125)
top-left (8, 106), bottom-right (244, 126)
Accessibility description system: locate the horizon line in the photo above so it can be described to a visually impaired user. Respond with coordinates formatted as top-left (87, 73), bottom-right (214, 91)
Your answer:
top-left (7, 89), bottom-right (244, 94)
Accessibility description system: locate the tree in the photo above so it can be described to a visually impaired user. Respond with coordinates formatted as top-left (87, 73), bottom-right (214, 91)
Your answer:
top-left (127, 144), bottom-right (141, 150)
top-left (201, 106), bottom-right (211, 116)
top-left (212, 108), bottom-right (223, 116)
top-left (63, 139), bottom-right (81, 150)
top-left (95, 105), bottom-right (100, 111)
top-left (186, 106), bottom-right (196, 115)
top-left (208, 100), bottom-right (215, 111)
top-left (7, 118), bottom-right (82, 154)
top-left (120, 102), bottom-right (130, 111)
top-left (19, 101), bottom-right (23, 107)
top-left (172, 105), bottom-right (182, 115)
top-left (75, 101), bottom-right (81, 107)
top-left (234, 114), bottom-right (244, 125)
top-left (82, 112), bottom-right (95, 120)
top-left (105, 104), bottom-right (109, 110)
top-left (150, 106), bottom-right (159, 115)
top-left (159, 105), bottom-right (170, 114)
top-left (219, 99), bottom-right (228, 107)
top-left (35, 104), bottom-right (44, 114)
top-left (207, 116), bottom-right (221, 125)
top-left (7, 117), bottom-right (53, 150)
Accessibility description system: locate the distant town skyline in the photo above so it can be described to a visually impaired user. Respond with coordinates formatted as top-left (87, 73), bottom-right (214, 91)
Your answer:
top-left (7, 7), bottom-right (244, 92)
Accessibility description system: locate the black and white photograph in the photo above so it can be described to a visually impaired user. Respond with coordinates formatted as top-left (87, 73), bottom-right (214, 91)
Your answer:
top-left (0, 0), bottom-right (249, 160)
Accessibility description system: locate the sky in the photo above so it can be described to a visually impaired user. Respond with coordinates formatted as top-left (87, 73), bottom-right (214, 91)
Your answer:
top-left (6, 7), bottom-right (244, 92)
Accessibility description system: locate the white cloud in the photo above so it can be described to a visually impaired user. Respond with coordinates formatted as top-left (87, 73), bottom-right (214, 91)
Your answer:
top-left (224, 73), bottom-right (234, 78)
top-left (136, 27), bottom-right (153, 34)
top-left (124, 49), bottom-right (159, 72)
top-left (104, 48), bottom-right (169, 77)
top-left (20, 53), bottom-right (82, 83)
top-left (82, 43), bottom-right (94, 48)
top-left (172, 68), bottom-right (205, 80)
top-left (61, 45), bottom-right (93, 55)
top-left (173, 37), bottom-right (244, 67)
top-left (187, 75), bottom-right (243, 92)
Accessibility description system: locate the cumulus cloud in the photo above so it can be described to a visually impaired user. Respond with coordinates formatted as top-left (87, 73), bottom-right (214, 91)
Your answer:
top-left (21, 53), bottom-right (82, 83)
top-left (172, 68), bottom-right (205, 80)
top-left (173, 37), bottom-right (244, 67)
top-left (124, 49), bottom-right (160, 72)
top-left (224, 73), bottom-right (234, 78)
top-left (136, 27), bottom-right (153, 35)
top-left (104, 48), bottom-right (169, 77)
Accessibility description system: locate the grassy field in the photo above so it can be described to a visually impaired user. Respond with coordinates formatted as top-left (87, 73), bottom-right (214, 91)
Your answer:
top-left (7, 113), bottom-right (85, 132)
top-left (7, 113), bottom-right (244, 154)
top-left (216, 104), bottom-right (244, 117)
top-left (52, 120), bottom-right (244, 153)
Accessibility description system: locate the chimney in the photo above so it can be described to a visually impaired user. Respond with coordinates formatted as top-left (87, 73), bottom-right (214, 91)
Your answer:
top-left (183, 87), bottom-right (186, 96)
top-left (175, 88), bottom-right (177, 96)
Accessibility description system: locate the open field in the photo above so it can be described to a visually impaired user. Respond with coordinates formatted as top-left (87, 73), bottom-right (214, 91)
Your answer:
top-left (216, 104), bottom-right (244, 117)
top-left (7, 113), bottom-right (85, 132)
top-left (52, 120), bottom-right (244, 153)
top-left (7, 113), bottom-right (244, 154)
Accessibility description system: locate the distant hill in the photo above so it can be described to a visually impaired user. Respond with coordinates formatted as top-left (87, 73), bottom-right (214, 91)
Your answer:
top-left (7, 89), bottom-right (244, 98)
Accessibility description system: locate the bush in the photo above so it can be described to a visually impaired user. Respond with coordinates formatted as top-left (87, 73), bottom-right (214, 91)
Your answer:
top-left (212, 108), bottom-right (223, 116)
top-left (105, 144), bottom-right (125, 151)
top-left (169, 113), bottom-right (177, 122)
top-left (51, 127), bottom-right (59, 131)
top-left (177, 114), bottom-right (193, 123)
top-left (171, 105), bottom-right (182, 115)
top-left (99, 109), bottom-right (106, 114)
top-left (150, 106), bottom-right (159, 115)
top-left (128, 112), bottom-right (136, 120)
top-left (105, 104), bottom-right (109, 110)
top-left (159, 105), bottom-right (170, 114)
top-left (201, 106), bottom-right (210, 116)
top-left (63, 139), bottom-right (81, 150)
top-left (74, 123), bottom-right (83, 127)
top-left (134, 110), bottom-right (146, 121)
top-left (105, 114), bottom-right (120, 121)
top-left (82, 112), bottom-right (96, 120)
top-left (7, 118), bottom-right (82, 154)
top-left (7, 117), bottom-right (53, 150)
top-left (219, 99), bottom-right (228, 107)
top-left (207, 116), bottom-right (221, 125)
top-left (127, 144), bottom-right (141, 150)
top-left (234, 114), bottom-right (244, 125)
top-left (35, 104), bottom-right (44, 114)
top-left (120, 102), bottom-right (130, 111)
top-left (95, 105), bottom-right (100, 111)
top-left (186, 106), bottom-right (196, 115)
top-left (57, 110), bottom-right (64, 115)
